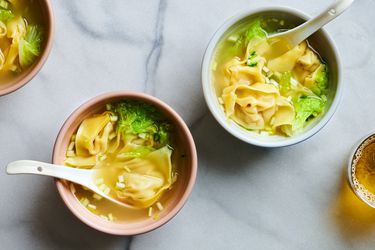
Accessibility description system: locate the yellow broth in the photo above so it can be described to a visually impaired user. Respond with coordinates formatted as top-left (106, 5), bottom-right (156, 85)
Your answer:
top-left (0, 0), bottom-right (44, 83)
top-left (210, 16), bottom-right (329, 136)
top-left (65, 103), bottom-right (185, 222)
top-left (70, 146), bottom-right (184, 222)
top-left (211, 17), bottom-right (297, 96)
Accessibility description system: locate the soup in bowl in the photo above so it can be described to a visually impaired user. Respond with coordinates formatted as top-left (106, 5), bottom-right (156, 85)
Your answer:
top-left (202, 7), bottom-right (342, 147)
top-left (0, 0), bottom-right (53, 96)
top-left (53, 92), bottom-right (197, 235)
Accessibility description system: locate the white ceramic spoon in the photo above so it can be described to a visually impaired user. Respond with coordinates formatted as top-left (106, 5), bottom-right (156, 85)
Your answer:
top-left (6, 160), bottom-right (134, 209)
top-left (265, 0), bottom-right (354, 59)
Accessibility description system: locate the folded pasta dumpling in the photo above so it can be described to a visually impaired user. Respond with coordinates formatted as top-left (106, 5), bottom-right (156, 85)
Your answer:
top-left (64, 155), bottom-right (97, 168)
top-left (272, 98), bottom-right (295, 135)
top-left (297, 48), bottom-right (320, 71)
top-left (115, 146), bottom-right (173, 208)
top-left (6, 16), bottom-right (26, 39)
top-left (225, 57), bottom-right (265, 85)
top-left (222, 82), bottom-right (295, 134)
top-left (75, 113), bottom-right (111, 156)
top-left (267, 42), bottom-right (307, 73)
top-left (304, 64), bottom-right (328, 95)
top-left (293, 48), bottom-right (321, 84)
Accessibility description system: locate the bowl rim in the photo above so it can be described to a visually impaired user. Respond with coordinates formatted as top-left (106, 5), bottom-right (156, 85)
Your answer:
top-left (0, 0), bottom-right (55, 96)
top-left (52, 91), bottom-right (198, 235)
top-left (201, 6), bottom-right (343, 148)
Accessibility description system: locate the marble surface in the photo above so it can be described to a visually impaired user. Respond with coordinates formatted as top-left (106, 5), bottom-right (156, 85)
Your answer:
top-left (1, 0), bottom-right (375, 249)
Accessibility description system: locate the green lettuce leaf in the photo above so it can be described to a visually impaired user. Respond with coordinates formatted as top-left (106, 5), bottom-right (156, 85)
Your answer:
top-left (108, 101), bottom-right (172, 148)
top-left (19, 25), bottom-right (43, 68)
top-left (313, 64), bottom-right (329, 95)
top-left (0, 8), bottom-right (13, 22)
top-left (117, 146), bottom-right (155, 160)
top-left (294, 96), bottom-right (325, 130)
top-left (233, 19), bottom-right (268, 50)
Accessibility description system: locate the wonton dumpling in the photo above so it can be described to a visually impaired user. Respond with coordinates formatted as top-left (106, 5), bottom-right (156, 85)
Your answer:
top-left (3, 42), bottom-right (18, 70)
top-left (64, 155), bottom-right (97, 168)
top-left (225, 57), bottom-right (265, 85)
top-left (272, 98), bottom-right (295, 135)
top-left (75, 113), bottom-right (111, 156)
top-left (107, 131), bottom-right (122, 153)
top-left (251, 40), bottom-right (272, 58)
top-left (65, 113), bottom-right (114, 167)
top-left (94, 122), bottom-right (114, 154)
top-left (233, 104), bottom-right (265, 129)
top-left (222, 83), bottom-right (276, 124)
top-left (222, 82), bottom-right (295, 134)
top-left (304, 64), bottom-right (326, 92)
top-left (115, 146), bottom-right (173, 208)
top-left (297, 49), bottom-right (320, 71)
top-left (6, 16), bottom-right (26, 39)
top-left (267, 42), bottom-right (307, 73)
top-left (4, 17), bottom-right (26, 69)
top-left (293, 48), bottom-right (321, 84)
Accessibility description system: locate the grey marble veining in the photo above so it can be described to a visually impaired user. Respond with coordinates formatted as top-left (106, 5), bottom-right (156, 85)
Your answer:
top-left (1, 0), bottom-right (375, 249)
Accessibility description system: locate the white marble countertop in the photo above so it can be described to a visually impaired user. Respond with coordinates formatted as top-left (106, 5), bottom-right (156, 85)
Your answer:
top-left (1, 0), bottom-right (375, 249)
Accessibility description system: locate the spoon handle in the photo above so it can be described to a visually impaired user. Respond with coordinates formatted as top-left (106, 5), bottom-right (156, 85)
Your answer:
top-left (6, 160), bottom-right (93, 187)
top-left (290, 0), bottom-right (354, 45)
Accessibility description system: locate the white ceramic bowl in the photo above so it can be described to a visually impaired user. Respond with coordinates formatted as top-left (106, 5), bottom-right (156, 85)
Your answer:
top-left (202, 7), bottom-right (342, 147)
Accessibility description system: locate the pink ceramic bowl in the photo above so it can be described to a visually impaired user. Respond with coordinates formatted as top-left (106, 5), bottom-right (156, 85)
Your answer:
top-left (52, 92), bottom-right (197, 235)
top-left (0, 0), bottom-right (54, 96)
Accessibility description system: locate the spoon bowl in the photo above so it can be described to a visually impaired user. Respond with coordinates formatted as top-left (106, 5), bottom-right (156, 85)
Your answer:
top-left (6, 160), bottom-right (135, 209)
top-left (266, 0), bottom-right (354, 59)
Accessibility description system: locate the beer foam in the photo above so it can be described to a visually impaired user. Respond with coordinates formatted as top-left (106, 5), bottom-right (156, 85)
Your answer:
top-left (351, 134), bottom-right (375, 205)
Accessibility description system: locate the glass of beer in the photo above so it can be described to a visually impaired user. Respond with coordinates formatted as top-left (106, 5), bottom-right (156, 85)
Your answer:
top-left (348, 133), bottom-right (375, 208)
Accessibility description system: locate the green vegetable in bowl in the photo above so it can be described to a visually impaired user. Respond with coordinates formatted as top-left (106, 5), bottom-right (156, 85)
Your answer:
top-left (108, 101), bottom-right (172, 148)
top-left (246, 51), bottom-right (258, 67)
top-left (0, 8), bottom-right (13, 21)
top-left (19, 25), bottom-right (43, 68)
top-left (293, 96), bottom-right (326, 130)
top-left (233, 19), bottom-right (267, 50)
top-left (0, 0), bottom-right (44, 77)
top-left (117, 146), bottom-right (155, 160)
top-left (305, 64), bottom-right (329, 96)
top-left (243, 19), bottom-right (267, 44)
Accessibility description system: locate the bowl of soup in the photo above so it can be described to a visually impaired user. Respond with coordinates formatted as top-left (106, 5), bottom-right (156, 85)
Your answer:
top-left (0, 0), bottom-right (54, 96)
top-left (202, 7), bottom-right (342, 147)
top-left (52, 92), bottom-right (197, 235)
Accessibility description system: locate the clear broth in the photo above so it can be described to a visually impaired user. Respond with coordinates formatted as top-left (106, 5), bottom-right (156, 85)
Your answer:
top-left (0, 0), bottom-right (45, 83)
top-left (67, 111), bottom-right (188, 222)
top-left (211, 17), bottom-right (319, 96)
